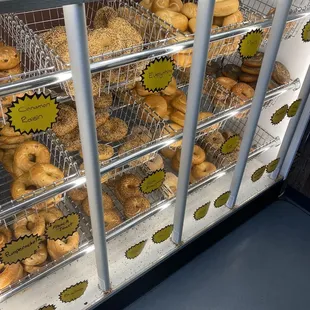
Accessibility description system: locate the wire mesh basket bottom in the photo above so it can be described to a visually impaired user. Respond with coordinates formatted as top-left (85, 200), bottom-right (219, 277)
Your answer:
top-left (12, 0), bottom-right (177, 98)
top-left (0, 197), bottom-right (92, 301)
top-left (0, 131), bottom-right (79, 210)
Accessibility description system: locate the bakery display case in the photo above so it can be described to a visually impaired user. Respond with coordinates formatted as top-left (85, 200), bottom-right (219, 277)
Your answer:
top-left (0, 0), bottom-right (310, 308)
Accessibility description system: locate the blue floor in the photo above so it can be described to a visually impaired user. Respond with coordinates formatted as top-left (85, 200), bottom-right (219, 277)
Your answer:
top-left (125, 200), bottom-right (310, 310)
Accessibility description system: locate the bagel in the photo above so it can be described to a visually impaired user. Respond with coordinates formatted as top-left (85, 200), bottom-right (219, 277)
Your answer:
top-left (123, 197), bottom-right (150, 218)
top-left (95, 109), bottom-right (109, 128)
top-left (82, 193), bottom-right (114, 216)
top-left (176, 145), bottom-right (206, 165)
top-left (222, 64), bottom-right (242, 81)
top-left (47, 231), bottom-right (79, 260)
top-left (171, 155), bottom-right (180, 172)
top-left (240, 72), bottom-right (258, 83)
top-left (0, 263), bottom-right (23, 289)
top-left (0, 46), bottom-right (20, 70)
top-left (243, 52), bottom-right (264, 68)
top-left (155, 10), bottom-right (188, 32)
top-left (164, 123), bottom-right (183, 148)
top-left (216, 76), bottom-right (237, 90)
top-left (97, 118), bottom-right (128, 142)
top-left (171, 91), bottom-right (187, 113)
top-left (68, 186), bottom-right (88, 202)
top-left (94, 93), bottom-right (113, 109)
top-left (135, 82), bottom-right (157, 96)
top-left (222, 10), bottom-right (243, 26)
top-left (198, 112), bottom-right (219, 132)
top-left (241, 64), bottom-right (260, 75)
top-left (29, 163), bottom-right (64, 187)
top-left (13, 213), bottom-right (45, 238)
top-left (163, 172), bottom-right (178, 198)
top-left (170, 110), bottom-right (185, 127)
top-left (162, 77), bottom-right (177, 96)
top-left (191, 162), bottom-right (217, 180)
top-left (52, 104), bottom-right (78, 136)
top-left (272, 61), bottom-right (290, 85)
top-left (144, 95), bottom-right (168, 119)
top-left (181, 3), bottom-right (197, 19)
top-left (13, 141), bottom-right (50, 172)
top-left (213, 0), bottom-right (239, 17)
top-left (79, 144), bottom-right (114, 161)
top-left (22, 243), bottom-right (47, 266)
top-left (116, 174), bottom-right (143, 201)
top-left (204, 131), bottom-right (225, 149)
top-left (231, 83), bottom-right (255, 102)
top-left (160, 146), bottom-right (176, 159)
top-left (39, 207), bottom-right (64, 224)
top-left (0, 226), bottom-right (12, 249)
top-left (145, 154), bottom-right (164, 171)
top-left (104, 210), bottom-right (122, 231)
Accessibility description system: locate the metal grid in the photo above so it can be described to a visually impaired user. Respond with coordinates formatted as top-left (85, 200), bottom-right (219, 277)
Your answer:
top-left (9, 0), bottom-right (177, 98)
top-left (0, 131), bottom-right (79, 212)
top-left (62, 92), bottom-right (169, 181)
top-left (0, 197), bottom-right (92, 302)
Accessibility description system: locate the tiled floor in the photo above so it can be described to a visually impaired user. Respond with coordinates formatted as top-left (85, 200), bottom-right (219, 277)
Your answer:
top-left (125, 200), bottom-right (310, 310)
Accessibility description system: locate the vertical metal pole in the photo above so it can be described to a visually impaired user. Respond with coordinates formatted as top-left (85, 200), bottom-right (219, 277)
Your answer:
top-left (271, 65), bottom-right (310, 180)
top-left (226, 0), bottom-right (293, 208)
top-left (63, 4), bottom-right (110, 291)
top-left (279, 91), bottom-right (310, 179)
top-left (172, 0), bottom-right (215, 244)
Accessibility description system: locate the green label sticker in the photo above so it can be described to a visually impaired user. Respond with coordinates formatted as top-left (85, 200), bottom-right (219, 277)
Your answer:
top-left (45, 213), bottom-right (80, 241)
top-left (0, 234), bottom-right (42, 264)
top-left (125, 240), bottom-right (147, 259)
top-left (251, 166), bottom-right (266, 182)
top-left (287, 99), bottom-right (301, 118)
top-left (140, 57), bottom-right (174, 92)
top-left (6, 93), bottom-right (59, 134)
top-left (140, 169), bottom-right (165, 194)
top-left (152, 225), bottom-right (173, 244)
top-left (302, 21), bottom-right (310, 42)
top-left (238, 29), bottom-right (263, 58)
top-left (194, 202), bottom-right (210, 220)
top-left (271, 104), bottom-right (288, 125)
top-left (266, 158), bottom-right (280, 173)
top-left (59, 281), bottom-right (88, 303)
top-left (214, 191), bottom-right (230, 208)
top-left (221, 135), bottom-right (240, 155)
top-left (38, 305), bottom-right (56, 310)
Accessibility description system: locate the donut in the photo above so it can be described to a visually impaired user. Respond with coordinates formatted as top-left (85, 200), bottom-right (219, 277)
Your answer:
top-left (204, 131), bottom-right (225, 149)
top-left (160, 146), bottom-right (176, 159)
top-left (243, 52), bottom-right (264, 68)
top-left (13, 213), bottom-right (45, 238)
top-left (145, 154), bottom-right (164, 171)
top-left (216, 76), bottom-right (237, 90)
top-left (22, 243), bottom-right (47, 266)
top-left (14, 141), bottom-right (50, 172)
top-left (0, 263), bottom-right (23, 290)
top-left (171, 91), bottom-right (187, 113)
top-left (171, 155), bottom-right (180, 172)
top-left (191, 162), bottom-right (217, 180)
top-left (68, 186), bottom-right (88, 202)
top-left (123, 197), bottom-right (150, 218)
top-left (60, 127), bottom-right (81, 152)
top-left (241, 64), bottom-right (260, 75)
top-left (239, 72), bottom-right (258, 83)
top-left (29, 163), bottom-right (64, 187)
top-left (222, 64), bottom-right (242, 81)
top-left (97, 118), bottom-right (128, 142)
top-left (222, 10), bottom-right (243, 26)
top-left (79, 144), bottom-right (114, 161)
top-left (162, 77), bottom-right (177, 96)
top-left (52, 104), bottom-right (78, 136)
top-left (95, 109), bottom-right (109, 128)
top-left (94, 93), bottom-right (113, 109)
top-left (272, 61), bottom-right (290, 85)
top-left (93, 7), bottom-right (118, 29)
top-left (39, 207), bottom-right (63, 224)
top-left (47, 231), bottom-right (79, 260)
top-left (0, 46), bottom-right (20, 70)
top-left (170, 110), bottom-right (185, 127)
top-left (213, 0), bottom-right (239, 17)
top-left (163, 172), bottom-right (178, 198)
top-left (231, 83), bottom-right (255, 102)
top-left (116, 174), bottom-right (143, 201)
top-left (0, 226), bottom-right (12, 249)
top-left (104, 210), bottom-right (122, 231)
top-left (82, 193), bottom-right (114, 216)
top-left (144, 95), bottom-right (168, 119)
top-left (176, 145), bottom-right (205, 165)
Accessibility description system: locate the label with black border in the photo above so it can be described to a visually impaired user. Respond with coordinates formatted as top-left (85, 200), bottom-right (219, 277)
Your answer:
top-left (266, 158), bottom-right (280, 173)
top-left (152, 224), bottom-right (173, 244)
top-left (287, 99), bottom-right (301, 118)
top-left (214, 191), bottom-right (230, 208)
top-left (125, 240), bottom-right (147, 259)
top-left (59, 280), bottom-right (88, 303)
top-left (0, 234), bottom-right (42, 265)
top-left (220, 135), bottom-right (240, 155)
top-left (140, 57), bottom-right (174, 92)
top-left (6, 93), bottom-right (59, 134)
top-left (251, 165), bottom-right (266, 182)
top-left (238, 29), bottom-right (263, 59)
top-left (271, 104), bottom-right (288, 125)
top-left (302, 21), bottom-right (310, 42)
top-left (140, 169), bottom-right (165, 194)
top-left (45, 213), bottom-right (80, 241)
top-left (38, 305), bottom-right (56, 310)
top-left (194, 202), bottom-right (210, 221)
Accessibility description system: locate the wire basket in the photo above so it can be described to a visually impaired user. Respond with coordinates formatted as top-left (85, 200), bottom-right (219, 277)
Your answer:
top-left (138, 0), bottom-right (310, 65)
top-left (10, 0), bottom-right (177, 98)
top-left (0, 197), bottom-right (92, 302)
top-left (0, 131), bottom-right (80, 213)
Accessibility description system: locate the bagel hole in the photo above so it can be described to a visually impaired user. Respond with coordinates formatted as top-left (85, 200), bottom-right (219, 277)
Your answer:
top-left (27, 221), bottom-right (35, 230)
top-left (28, 154), bottom-right (36, 162)
top-left (26, 185), bottom-right (37, 191)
